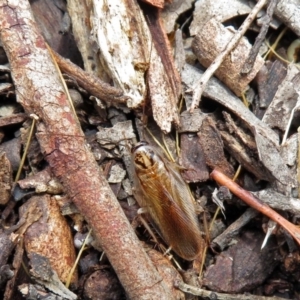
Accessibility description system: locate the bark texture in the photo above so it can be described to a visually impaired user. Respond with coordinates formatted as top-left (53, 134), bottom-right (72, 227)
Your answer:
top-left (0, 0), bottom-right (172, 298)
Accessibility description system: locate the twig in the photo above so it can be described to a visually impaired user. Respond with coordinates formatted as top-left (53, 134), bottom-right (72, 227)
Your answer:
top-left (242, 0), bottom-right (279, 74)
top-left (212, 208), bottom-right (259, 251)
top-left (51, 50), bottom-right (128, 105)
top-left (252, 189), bottom-right (300, 215)
top-left (15, 116), bottom-right (36, 182)
top-left (65, 229), bottom-right (92, 288)
top-left (175, 280), bottom-right (287, 300)
top-left (210, 169), bottom-right (300, 246)
top-left (190, 0), bottom-right (268, 112)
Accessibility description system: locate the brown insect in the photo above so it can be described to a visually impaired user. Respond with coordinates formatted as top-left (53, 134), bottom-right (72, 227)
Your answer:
top-left (131, 141), bottom-right (204, 260)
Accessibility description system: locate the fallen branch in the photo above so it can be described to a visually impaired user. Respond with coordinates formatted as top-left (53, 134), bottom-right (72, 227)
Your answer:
top-left (210, 169), bottom-right (300, 247)
top-left (0, 1), bottom-right (171, 299)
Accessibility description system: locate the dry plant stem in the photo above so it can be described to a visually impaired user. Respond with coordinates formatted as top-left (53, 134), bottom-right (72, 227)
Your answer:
top-left (265, 42), bottom-right (292, 65)
top-left (15, 118), bottom-right (36, 182)
top-left (176, 280), bottom-right (287, 300)
top-left (211, 169), bottom-right (300, 246)
top-left (65, 229), bottom-right (92, 288)
top-left (264, 26), bottom-right (288, 59)
top-left (47, 45), bottom-right (77, 118)
top-left (51, 50), bottom-right (127, 104)
top-left (190, 0), bottom-right (268, 112)
top-left (0, 1), bottom-right (172, 299)
top-left (242, 0), bottom-right (279, 74)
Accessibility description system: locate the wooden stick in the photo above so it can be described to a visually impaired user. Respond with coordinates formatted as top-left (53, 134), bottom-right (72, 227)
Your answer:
top-left (176, 280), bottom-right (287, 300)
top-left (51, 50), bottom-right (127, 104)
top-left (210, 169), bottom-right (300, 246)
top-left (190, 0), bottom-right (268, 112)
top-left (241, 0), bottom-right (279, 74)
top-left (0, 1), bottom-right (172, 298)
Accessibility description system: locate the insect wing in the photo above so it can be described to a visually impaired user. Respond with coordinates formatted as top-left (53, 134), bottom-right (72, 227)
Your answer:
top-left (158, 159), bottom-right (204, 260)
top-left (132, 144), bottom-right (204, 260)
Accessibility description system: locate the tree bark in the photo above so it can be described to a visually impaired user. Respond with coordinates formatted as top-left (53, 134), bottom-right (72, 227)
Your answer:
top-left (0, 0), bottom-right (172, 298)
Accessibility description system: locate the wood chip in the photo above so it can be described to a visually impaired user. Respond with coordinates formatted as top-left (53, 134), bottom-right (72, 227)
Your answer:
top-left (20, 195), bottom-right (77, 284)
top-left (204, 231), bottom-right (278, 293)
top-left (179, 109), bottom-right (206, 133)
top-left (192, 18), bottom-right (264, 96)
top-left (182, 63), bottom-right (279, 144)
top-left (180, 133), bottom-right (209, 183)
top-left (198, 116), bottom-right (235, 178)
top-left (96, 120), bottom-right (135, 145)
top-left (263, 64), bottom-right (300, 132)
top-left (190, 0), bottom-right (251, 36)
top-left (91, 0), bottom-right (151, 108)
top-left (275, 0), bottom-right (300, 36)
top-left (0, 152), bottom-right (12, 205)
top-left (161, 0), bottom-right (194, 33)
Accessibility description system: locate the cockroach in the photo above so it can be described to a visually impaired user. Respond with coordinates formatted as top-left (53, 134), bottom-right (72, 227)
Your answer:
top-left (131, 141), bottom-right (204, 261)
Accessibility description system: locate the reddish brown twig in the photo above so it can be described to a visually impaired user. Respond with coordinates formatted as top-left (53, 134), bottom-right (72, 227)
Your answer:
top-left (211, 169), bottom-right (300, 246)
